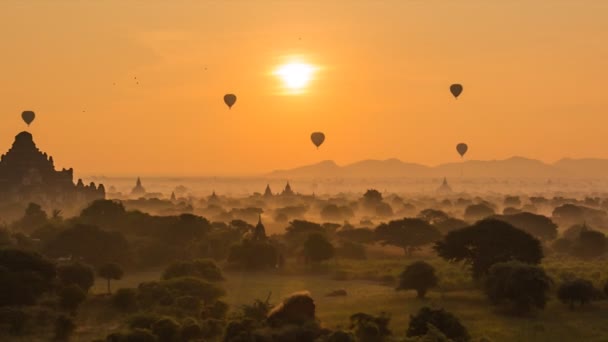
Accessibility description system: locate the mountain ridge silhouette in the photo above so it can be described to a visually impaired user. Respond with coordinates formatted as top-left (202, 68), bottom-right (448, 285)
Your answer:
top-left (268, 157), bottom-right (608, 179)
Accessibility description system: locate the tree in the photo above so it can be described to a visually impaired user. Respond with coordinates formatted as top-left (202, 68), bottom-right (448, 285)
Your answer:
top-left (321, 204), bottom-right (354, 221)
top-left (112, 288), bottom-right (137, 311)
top-left (494, 212), bottom-right (558, 241)
top-left (417, 209), bottom-right (450, 225)
top-left (349, 312), bottom-right (391, 342)
top-left (363, 189), bottom-right (383, 204)
top-left (228, 240), bottom-right (279, 270)
top-left (572, 229), bottom-right (607, 259)
top-left (303, 233), bottom-right (335, 264)
top-left (396, 261), bottom-right (438, 298)
top-left (161, 277), bottom-right (225, 305)
top-left (79, 199), bottom-right (126, 229)
top-left (54, 315), bottom-right (75, 341)
top-left (162, 259), bottom-right (223, 282)
top-left (57, 262), bottom-right (95, 292)
top-left (484, 261), bottom-right (552, 314)
top-left (504, 196), bottom-right (521, 207)
top-left (0, 249), bottom-right (56, 306)
top-left (98, 263), bottom-right (124, 294)
top-left (375, 218), bottom-right (441, 256)
top-left (433, 217), bottom-right (468, 234)
top-left (558, 279), bottom-right (596, 310)
top-left (152, 317), bottom-right (181, 342)
top-left (375, 203), bottom-right (393, 217)
top-left (58, 284), bottom-right (87, 314)
top-left (464, 204), bottom-right (495, 222)
top-left (336, 228), bottom-right (375, 244)
top-left (13, 203), bottom-right (48, 233)
top-left (44, 224), bottom-right (130, 266)
top-left (434, 219), bottom-right (543, 279)
top-left (407, 307), bottom-right (469, 342)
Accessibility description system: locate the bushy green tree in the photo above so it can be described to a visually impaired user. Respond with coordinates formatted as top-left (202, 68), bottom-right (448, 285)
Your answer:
top-left (58, 284), bottom-right (87, 314)
top-left (397, 261), bottom-right (438, 298)
top-left (0, 248), bottom-right (56, 306)
top-left (98, 263), bottom-right (124, 294)
top-left (375, 218), bottom-right (441, 256)
top-left (112, 288), bottom-right (138, 311)
top-left (162, 259), bottom-right (223, 282)
top-left (558, 279), bottom-right (596, 310)
top-left (435, 219), bottom-right (543, 279)
top-left (407, 307), bottom-right (469, 342)
top-left (484, 261), bottom-right (552, 314)
top-left (349, 312), bottom-right (391, 342)
top-left (57, 262), bottom-right (95, 292)
top-left (303, 233), bottom-right (335, 264)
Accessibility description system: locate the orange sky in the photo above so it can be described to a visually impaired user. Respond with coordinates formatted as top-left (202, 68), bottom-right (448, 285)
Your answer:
top-left (1, 1), bottom-right (607, 177)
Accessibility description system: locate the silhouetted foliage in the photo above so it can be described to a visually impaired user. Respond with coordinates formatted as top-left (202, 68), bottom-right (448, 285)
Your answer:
top-left (53, 315), bottom-right (75, 341)
top-left (349, 312), bottom-right (391, 342)
top-left (494, 212), bottom-right (558, 241)
top-left (162, 277), bottom-right (225, 305)
top-left (112, 288), bottom-right (138, 311)
top-left (572, 229), bottom-right (607, 259)
top-left (152, 316), bottom-right (181, 341)
top-left (484, 261), bottom-right (552, 314)
top-left (363, 189), bottom-right (383, 205)
top-left (434, 219), bottom-right (543, 279)
top-left (336, 241), bottom-right (366, 260)
top-left (417, 209), bottom-right (450, 225)
top-left (0, 248), bottom-right (56, 306)
top-left (162, 259), bottom-right (223, 282)
top-left (80, 199), bottom-right (126, 229)
top-left (321, 204), bottom-right (354, 221)
top-left (336, 228), bottom-right (375, 244)
top-left (558, 279), bottom-right (596, 310)
top-left (228, 240), bottom-right (278, 270)
top-left (375, 218), bottom-right (441, 256)
top-left (397, 261), bottom-right (438, 298)
top-left (303, 233), bottom-right (335, 264)
top-left (44, 224), bottom-right (130, 267)
top-left (267, 291), bottom-right (316, 327)
top-left (57, 261), bottom-right (95, 292)
top-left (13, 202), bottom-right (48, 233)
top-left (58, 284), bottom-right (87, 314)
top-left (464, 204), bottom-right (495, 222)
top-left (98, 263), bottom-right (124, 294)
top-left (407, 307), bottom-right (469, 342)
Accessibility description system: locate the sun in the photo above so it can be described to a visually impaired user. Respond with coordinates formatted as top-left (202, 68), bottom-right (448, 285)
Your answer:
top-left (274, 61), bottom-right (316, 93)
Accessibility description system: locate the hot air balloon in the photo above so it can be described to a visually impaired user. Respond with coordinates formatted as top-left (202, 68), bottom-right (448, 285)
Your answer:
top-left (310, 132), bottom-right (325, 149)
top-left (450, 84), bottom-right (463, 99)
top-left (224, 94), bottom-right (237, 109)
top-left (456, 143), bottom-right (468, 157)
top-left (22, 111), bottom-right (35, 126)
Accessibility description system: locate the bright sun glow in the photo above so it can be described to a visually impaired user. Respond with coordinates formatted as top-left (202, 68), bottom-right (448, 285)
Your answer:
top-left (274, 61), bottom-right (316, 93)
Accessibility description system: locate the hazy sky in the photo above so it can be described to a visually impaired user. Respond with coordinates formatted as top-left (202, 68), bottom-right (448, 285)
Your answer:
top-left (1, 1), bottom-right (607, 176)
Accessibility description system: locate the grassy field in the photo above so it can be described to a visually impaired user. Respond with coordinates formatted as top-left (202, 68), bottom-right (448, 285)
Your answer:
top-left (70, 256), bottom-right (608, 342)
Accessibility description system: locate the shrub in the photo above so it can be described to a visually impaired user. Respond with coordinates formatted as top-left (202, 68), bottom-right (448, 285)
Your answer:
top-left (407, 307), bottom-right (469, 342)
top-left (54, 315), bottom-right (75, 341)
top-left (350, 312), bottom-right (391, 342)
top-left (485, 261), bottom-right (552, 314)
top-left (57, 262), bottom-right (95, 292)
top-left (162, 259), bottom-right (223, 282)
top-left (180, 318), bottom-right (202, 340)
top-left (128, 312), bottom-right (162, 330)
top-left (397, 261), bottom-right (438, 298)
top-left (152, 317), bottom-right (181, 342)
top-left (112, 288), bottom-right (138, 311)
top-left (558, 279), bottom-right (596, 310)
top-left (58, 284), bottom-right (87, 314)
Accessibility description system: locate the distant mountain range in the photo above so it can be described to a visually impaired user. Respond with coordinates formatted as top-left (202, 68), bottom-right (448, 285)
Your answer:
top-left (268, 157), bottom-right (608, 179)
